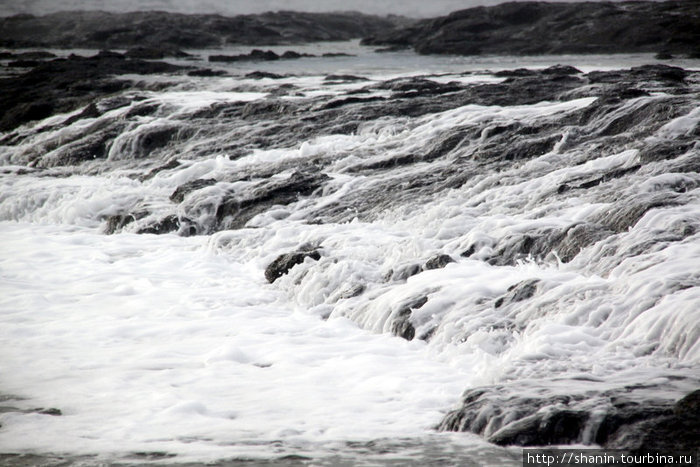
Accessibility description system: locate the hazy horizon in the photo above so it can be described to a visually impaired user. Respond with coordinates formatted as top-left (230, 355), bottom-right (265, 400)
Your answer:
top-left (1, 0), bottom-right (649, 18)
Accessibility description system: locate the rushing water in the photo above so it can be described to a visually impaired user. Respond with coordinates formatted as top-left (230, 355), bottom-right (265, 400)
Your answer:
top-left (0, 46), bottom-right (699, 465)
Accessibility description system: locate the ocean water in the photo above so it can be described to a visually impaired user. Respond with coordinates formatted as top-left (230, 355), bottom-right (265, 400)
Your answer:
top-left (0, 45), bottom-right (699, 465)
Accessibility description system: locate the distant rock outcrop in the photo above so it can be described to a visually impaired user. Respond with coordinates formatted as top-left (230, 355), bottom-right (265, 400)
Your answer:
top-left (0, 10), bottom-right (400, 49)
top-left (362, 1), bottom-right (700, 56)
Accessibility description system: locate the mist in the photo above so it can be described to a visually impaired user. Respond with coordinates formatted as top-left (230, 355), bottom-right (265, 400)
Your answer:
top-left (2, 0), bottom-right (642, 18)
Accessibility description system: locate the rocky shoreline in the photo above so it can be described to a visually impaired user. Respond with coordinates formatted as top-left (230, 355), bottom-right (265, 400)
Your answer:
top-left (1, 2), bottom-right (699, 459)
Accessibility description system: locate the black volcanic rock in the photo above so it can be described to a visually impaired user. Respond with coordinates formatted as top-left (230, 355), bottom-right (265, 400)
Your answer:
top-left (362, 1), bottom-right (700, 56)
top-left (0, 11), bottom-right (400, 49)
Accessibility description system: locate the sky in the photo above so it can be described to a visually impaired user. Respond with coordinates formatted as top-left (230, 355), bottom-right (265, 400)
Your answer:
top-left (1, 0), bottom-right (640, 18)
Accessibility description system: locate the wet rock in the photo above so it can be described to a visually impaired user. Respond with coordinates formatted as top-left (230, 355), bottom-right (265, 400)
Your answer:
top-left (125, 46), bottom-right (190, 59)
top-left (595, 194), bottom-right (681, 233)
top-left (439, 384), bottom-right (699, 450)
top-left (424, 254), bottom-right (455, 270)
top-left (280, 51), bottom-right (315, 59)
top-left (541, 65), bottom-right (582, 76)
top-left (599, 390), bottom-right (700, 452)
top-left (554, 223), bottom-right (613, 263)
top-left (216, 171), bottom-right (330, 231)
top-left (103, 214), bottom-right (136, 234)
top-left (638, 140), bottom-right (695, 164)
top-left (494, 279), bottom-right (540, 309)
top-left (138, 159), bottom-right (181, 182)
top-left (324, 74), bottom-right (369, 82)
top-left (63, 102), bottom-right (101, 126)
top-left (490, 410), bottom-right (590, 446)
top-left (188, 68), bottom-right (228, 77)
top-left (557, 165), bottom-right (641, 193)
top-left (339, 284), bottom-right (365, 299)
top-left (320, 96), bottom-right (386, 111)
top-left (390, 296), bottom-right (428, 341)
top-left (130, 125), bottom-right (189, 158)
top-left (385, 263), bottom-right (422, 282)
top-left (137, 215), bottom-right (180, 235)
top-left (170, 178), bottom-right (217, 203)
top-left (487, 229), bottom-right (563, 266)
top-left (265, 249), bottom-right (321, 283)
top-left (378, 77), bottom-right (463, 97)
top-left (0, 52), bottom-right (183, 132)
top-left (209, 49), bottom-right (280, 62)
top-left (245, 71), bottom-right (284, 80)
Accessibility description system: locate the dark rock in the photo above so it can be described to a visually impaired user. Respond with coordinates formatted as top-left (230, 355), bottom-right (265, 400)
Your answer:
top-left (554, 223), bottom-right (613, 263)
top-left (188, 68), bottom-right (228, 77)
top-left (0, 52), bottom-right (183, 132)
top-left (130, 125), bottom-right (187, 158)
top-left (125, 46), bottom-right (190, 59)
top-left (0, 11), bottom-right (400, 49)
top-left (324, 74), bottom-right (369, 82)
top-left (37, 408), bottom-right (62, 416)
top-left (489, 410), bottom-right (590, 446)
top-left (494, 279), bottom-right (540, 309)
top-left (541, 65), bottom-right (582, 76)
top-left (424, 254), bottom-right (455, 270)
top-left (215, 171), bottom-right (330, 231)
top-left (104, 214), bottom-right (136, 234)
top-left (362, 2), bottom-right (700, 57)
top-left (599, 390), bottom-right (700, 452)
top-left (588, 64), bottom-right (688, 86)
top-left (8, 60), bottom-right (40, 67)
top-left (595, 194), bottom-right (681, 233)
top-left (170, 178), bottom-right (217, 203)
top-left (245, 71), bottom-right (284, 80)
top-left (320, 96), bottom-right (386, 111)
top-left (64, 102), bottom-right (101, 125)
top-left (280, 50), bottom-right (315, 59)
top-left (390, 296), bottom-right (428, 341)
top-left (439, 384), bottom-right (699, 450)
top-left (638, 141), bottom-right (694, 164)
top-left (557, 165), bottom-right (641, 193)
top-left (385, 263), bottom-right (422, 282)
top-left (487, 229), bottom-right (562, 266)
top-left (322, 53), bottom-right (354, 57)
top-left (137, 215), bottom-right (180, 235)
top-left (374, 45), bottom-right (410, 53)
top-left (138, 159), bottom-right (181, 182)
top-left (339, 284), bottom-right (365, 299)
top-left (265, 249), bottom-right (321, 283)
top-left (494, 68), bottom-right (538, 78)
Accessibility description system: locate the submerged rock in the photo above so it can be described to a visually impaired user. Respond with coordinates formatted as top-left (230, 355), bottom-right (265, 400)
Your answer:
top-left (390, 296), bottom-right (428, 341)
top-left (265, 249), bottom-right (321, 283)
